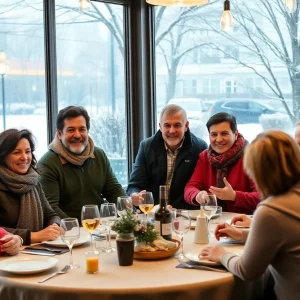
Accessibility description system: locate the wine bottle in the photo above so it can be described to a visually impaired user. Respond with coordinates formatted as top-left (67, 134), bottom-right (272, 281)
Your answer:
top-left (154, 185), bottom-right (172, 241)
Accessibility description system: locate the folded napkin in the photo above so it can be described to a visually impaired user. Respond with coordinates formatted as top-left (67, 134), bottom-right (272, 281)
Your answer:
top-left (22, 245), bottom-right (69, 255)
top-left (176, 260), bottom-right (227, 272)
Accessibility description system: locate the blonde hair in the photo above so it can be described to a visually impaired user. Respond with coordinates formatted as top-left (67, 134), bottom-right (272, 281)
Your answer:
top-left (244, 130), bottom-right (300, 198)
top-left (159, 104), bottom-right (187, 123)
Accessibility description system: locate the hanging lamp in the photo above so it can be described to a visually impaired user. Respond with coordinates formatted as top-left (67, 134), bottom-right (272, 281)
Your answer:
top-left (220, 0), bottom-right (234, 32)
top-left (146, 0), bottom-right (209, 7)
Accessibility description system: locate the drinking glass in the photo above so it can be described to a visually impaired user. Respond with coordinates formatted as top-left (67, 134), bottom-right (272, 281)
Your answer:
top-left (100, 203), bottom-right (117, 253)
top-left (172, 209), bottom-right (191, 260)
top-left (209, 206), bottom-right (222, 237)
top-left (138, 191), bottom-right (154, 221)
top-left (60, 218), bottom-right (80, 269)
top-left (117, 196), bottom-right (133, 217)
top-left (81, 205), bottom-right (100, 250)
top-left (201, 194), bottom-right (218, 235)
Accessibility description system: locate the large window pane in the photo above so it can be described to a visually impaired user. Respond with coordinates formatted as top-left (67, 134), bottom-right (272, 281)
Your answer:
top-left (0, 0), bottom-right (47, 158)
top-left (55, 0), bottom-right (127, 186)
top-left (154, 0), bottom-right (298, 143)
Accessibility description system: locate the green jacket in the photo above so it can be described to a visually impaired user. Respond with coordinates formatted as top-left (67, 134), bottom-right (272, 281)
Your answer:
top-left (38, 147), bottom-right (126, 221)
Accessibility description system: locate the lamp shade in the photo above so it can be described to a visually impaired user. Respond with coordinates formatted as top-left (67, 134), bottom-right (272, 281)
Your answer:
top-left (146, 0), bottom-right (209, 7)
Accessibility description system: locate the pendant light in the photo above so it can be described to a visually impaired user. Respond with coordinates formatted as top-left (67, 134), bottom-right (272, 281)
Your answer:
top-left (79, 0), bottom-right (90, 11)
top-left (220, 0), bottom-right (234, 32)
top-left (284, 0), bottom-right (297, 13)
top-left (146, 0), bottom-right (209, 7)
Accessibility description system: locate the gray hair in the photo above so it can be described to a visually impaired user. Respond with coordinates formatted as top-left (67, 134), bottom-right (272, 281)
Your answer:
top-left (159, 104), bottom-right (187, 123)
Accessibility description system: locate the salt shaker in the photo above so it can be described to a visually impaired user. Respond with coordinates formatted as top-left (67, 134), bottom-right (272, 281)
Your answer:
top-left (194, 209), bottom-right (209, 244)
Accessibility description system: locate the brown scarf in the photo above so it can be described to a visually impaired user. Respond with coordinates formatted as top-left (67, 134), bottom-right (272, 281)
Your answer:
top-left (0, 166), bottom-right (44, 231)
top-left (49, 132), bottom-right (95, 166)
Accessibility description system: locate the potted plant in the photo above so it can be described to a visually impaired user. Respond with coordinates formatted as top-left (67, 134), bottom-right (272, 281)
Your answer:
top-left (111, 210), bottom-right (157, 266)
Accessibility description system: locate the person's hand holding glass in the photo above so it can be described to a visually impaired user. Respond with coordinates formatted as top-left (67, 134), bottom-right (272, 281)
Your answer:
top-left (81, 205), bottom-right (100, 250)
top-left (60, 218), bottom-right (80, 269)
top-left (172, 209), bottom-right (191, 260)
top-left (100, 203), bottom-right (117, 253)
top-left (117, 196), bottom-right (133, 217)
top-left (138, 191), bottom-right (154, 222)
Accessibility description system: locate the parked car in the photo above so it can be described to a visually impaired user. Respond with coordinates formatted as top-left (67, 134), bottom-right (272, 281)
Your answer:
top-left (166, 98), bottom-right (205, 138)
top-left (207, 99), bottom-right (278, 124)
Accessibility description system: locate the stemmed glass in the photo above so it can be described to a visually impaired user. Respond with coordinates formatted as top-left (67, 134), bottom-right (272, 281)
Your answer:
top-left (81, 205), bottom-right (100, 250)
top-left (172, 210), bottom-right (191, 260)
top-left (138, 191), bottom-right (154, 222)
top-left (100, 203), bottom-right (117, 253)
top-left (201, 194), bottom-right (218, 236)
top-left (60, 218), bottom-right (80, 269)
top-left (117, 196), bottom-right (133, 217)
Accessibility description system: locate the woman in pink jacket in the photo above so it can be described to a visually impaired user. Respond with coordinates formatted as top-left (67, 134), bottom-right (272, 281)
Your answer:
top-left (0, 227), bottom-right (22, 256)
top-left (184, 112), bottom-right (260, 214)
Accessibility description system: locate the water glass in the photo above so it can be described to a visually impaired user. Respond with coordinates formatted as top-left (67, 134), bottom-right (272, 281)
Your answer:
top-left (60, 218), bottom-right (80, 269)
top-left (209, 206), bottom-right (222, 237)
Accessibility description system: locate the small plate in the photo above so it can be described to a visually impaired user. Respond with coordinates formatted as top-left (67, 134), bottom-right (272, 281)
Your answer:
top-left (185, 252), bottom-right (221, 266)
top-left (0, 256), bottom-right (58, 274)
top-left (43, 234), bottom-right (89, 248)
top-left (134, 239), bottom-right (180, 260)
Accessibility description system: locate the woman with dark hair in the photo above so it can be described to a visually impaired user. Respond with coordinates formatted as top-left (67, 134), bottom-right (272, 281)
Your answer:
top-left (201, 130), bottom-right (300, 300)
top-left (184, 112), bottom-right (260, 214)
top-left (0, 129), bottom-right (60, 245)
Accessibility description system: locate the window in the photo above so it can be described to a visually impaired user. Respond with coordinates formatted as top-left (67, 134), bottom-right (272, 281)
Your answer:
top-left (182, 79), bottom-right (197, 97)
top-left (55, 0), bottom-right (127, 185)
top-left (154, 1), bottom-right (297, 142)
top-left (0, 0), bottom-right (47, 159)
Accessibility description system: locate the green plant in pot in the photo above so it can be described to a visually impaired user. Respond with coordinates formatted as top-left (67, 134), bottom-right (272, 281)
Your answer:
top-left (111, 210), bottom-right (157, 266)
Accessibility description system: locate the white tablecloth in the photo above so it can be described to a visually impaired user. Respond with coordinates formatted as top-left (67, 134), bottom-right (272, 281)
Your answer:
top-left (0, 212), bottom-right (251, 300)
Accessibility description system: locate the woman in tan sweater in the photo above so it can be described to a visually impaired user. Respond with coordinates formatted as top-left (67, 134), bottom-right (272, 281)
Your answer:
top-left (201, 130), bottom-right (300, 300)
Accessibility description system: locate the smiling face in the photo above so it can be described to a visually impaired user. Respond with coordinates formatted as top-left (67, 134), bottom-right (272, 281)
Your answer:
top-left (209, 121), bottom-right (238, 154)
top-left (58, 116), bottom-right (89, 155)
top-left (159, 110), bottom-right (189, 152)
top-left (4, 138), bottom-right (32, 174)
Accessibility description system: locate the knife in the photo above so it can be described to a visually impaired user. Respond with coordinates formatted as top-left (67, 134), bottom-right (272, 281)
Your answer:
top-left (25, 246), bottom-right (63, 253)
top-left (21, 250), bottom-right (56, 256)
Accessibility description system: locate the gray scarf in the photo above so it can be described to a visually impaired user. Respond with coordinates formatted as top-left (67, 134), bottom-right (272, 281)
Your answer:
top-left (49, 132), bottom-right (95, 166)
top-left (0, 166), bottom-right (44, 231)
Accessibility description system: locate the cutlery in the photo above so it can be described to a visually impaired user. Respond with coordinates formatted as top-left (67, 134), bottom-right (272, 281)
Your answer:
top-left (21, 250), bottom-right (56, 256)
top-left (38, 265), bottom-right (70, 283)
top-left (25, 246), bottom-right (64, 252)
top-left (179, 261), bottom-right (227, 273)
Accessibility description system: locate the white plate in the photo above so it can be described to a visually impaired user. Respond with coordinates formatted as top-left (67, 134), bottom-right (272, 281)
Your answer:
top-left (185, 252), bottom-right (221, 266)
top-left (190, 210), bottom-right (220, 220)
top-left (43, 234), bottom-right (89, 248)
top-left (93, 227), bottom-right (117, 238)
top-left (0, 256), bottom-right (58, 274)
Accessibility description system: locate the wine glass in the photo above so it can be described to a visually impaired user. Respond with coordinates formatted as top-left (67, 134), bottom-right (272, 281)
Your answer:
top-left (172, 210), bottom-right (191, 260)
top-left (201, 194), bottom-right (218, 236)
top-left (60, 218), bottom-right (80, 269)
top-left (138, 191), bottom-right (154, 222)
top-left (100, 203), bottom-right (117, 253)
top-left (81, 205), bottom-right (100, 250)
top-left (117, 196), bottom-right (133, 217)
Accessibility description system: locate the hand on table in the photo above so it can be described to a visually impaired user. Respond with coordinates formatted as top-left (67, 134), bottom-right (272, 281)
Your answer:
top-left (214, 222), bottom-right (243, 242)
top-left (0, 234), bottom-right (22, 255)
top-left (200, 245), bottom-right (226, 263)
top-left (209, 178), bottom-right (236, 201)
top-left (31, 223), bottom-right (61, 243)
top-left (230, 214), bottom-right (252, 227)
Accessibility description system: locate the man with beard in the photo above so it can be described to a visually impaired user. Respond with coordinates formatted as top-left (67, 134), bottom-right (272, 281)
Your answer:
top-left (127, 104), bottom-right (207, 209)
top-left (38, 106), bottom-right (126, 220)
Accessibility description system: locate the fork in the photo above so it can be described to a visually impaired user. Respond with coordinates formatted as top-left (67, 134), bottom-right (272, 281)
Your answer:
top-left (38, 265), bottom-right (70, 283)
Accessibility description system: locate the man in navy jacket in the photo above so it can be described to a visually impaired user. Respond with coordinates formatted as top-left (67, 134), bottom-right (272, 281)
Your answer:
top-left (127, 104), bottom-right (207, 209)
